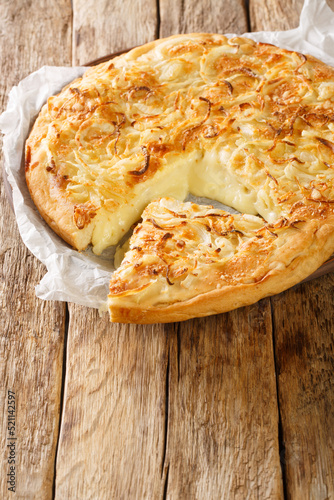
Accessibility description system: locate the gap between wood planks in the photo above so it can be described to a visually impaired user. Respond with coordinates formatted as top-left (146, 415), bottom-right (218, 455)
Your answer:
top-left (270, 299), bottom-right (288, 500)
top-left (52, 304), bottom-right (70, 499)
top-left (155, 0), bottom-right (161, 40)
top-left (161, 347), bottom-right (170, 500)
top-left (244, 0), bottom-right (252, 32)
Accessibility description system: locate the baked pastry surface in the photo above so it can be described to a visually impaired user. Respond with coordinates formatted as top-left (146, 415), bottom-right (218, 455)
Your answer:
top-left (108, 197), bottom-right (334, 323)
top-left (25, 34), bottom-right (334, 322)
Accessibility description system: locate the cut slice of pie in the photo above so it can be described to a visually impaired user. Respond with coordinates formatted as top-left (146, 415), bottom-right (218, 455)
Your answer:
top-left (108, 197), bottom-right (334, 323)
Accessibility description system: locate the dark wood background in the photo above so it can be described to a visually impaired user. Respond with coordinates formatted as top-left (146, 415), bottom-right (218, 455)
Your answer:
top-left (1, 1), bottom-right (333, 499)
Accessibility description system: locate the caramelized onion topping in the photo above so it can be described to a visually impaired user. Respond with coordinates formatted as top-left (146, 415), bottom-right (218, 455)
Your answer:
top-left (129, 146), bottom-right (151, 176)
top-left (147, 218), bottom-right (164, 229)
top-left (222, 80), bottom-right (233, 95)
top-left (166, 266), bottom-right (174, 286)
top-left (316, 137), bottom-right (334, 154)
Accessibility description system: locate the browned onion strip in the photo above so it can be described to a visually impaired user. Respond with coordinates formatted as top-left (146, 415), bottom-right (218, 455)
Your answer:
top-left (300, 115), bottom-right (312, 127)
top-left (225, 67), bottom-right (258, 78)
top-left (266, 228), bottom-right (278, 238)
top-left (265, 125), bottom-right (283, 152)
top-left (265, 169), bottom-right (279, 185)
top-left (290, 219), bottom-right (305, 229)
top-left (270, 156), bottom-right (304, 164)
top-left (194, 213), bottom-right (228, 218)
top-left (113, 113), bottom-right (126, 155)
top-left (164, 207), bottom-right (187, 218)
top-left (306, 198), bottom-right (334, 203)
top-left (129, 145), bottom-right (150, 175)
top-left (127, 86), bottom-right (151, 100)
top-left (210, 227), bottom-right (241, 238)
top-left (222, 80), bottom-right (233, 95)
top-left (295, 53), bottom-right (307, 71)
top-left (316, 136), bottom-right (334, 153)
top-left (147, 217), bottom-right (164, 229)
top-left (166, 266), bottom-right (174, 286)
top-left (199, 96), bottom-right (212, 119)
top-left (181, 97), bottom-right (212, 150)
top-left (162, 232), bottom-right (173, 241)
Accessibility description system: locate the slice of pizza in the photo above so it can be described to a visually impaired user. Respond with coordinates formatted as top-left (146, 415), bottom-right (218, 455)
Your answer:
top-left (108, 197), bottom-right (334, 323)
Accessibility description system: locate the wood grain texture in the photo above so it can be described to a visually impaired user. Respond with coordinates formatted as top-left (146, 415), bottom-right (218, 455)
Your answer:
top-left (55, 307), bottom-right (170, 499)
top-left (55, 305), bottom-right (285, 499)
top-left (55, 2), bottom-right (162, 498)
top-left (53, 1), bottom-right (286, 499)
top-left (249, 0), bottom-right (304, 31)
top-left (271, 277), bottom-right (334, 500)
top-left (0, 1), bottom-right (71, 498)
top-left (165, 305), bottom-right (284, 500)
top-left (159, 0), bottom-right (248, 37)
top-left (72, 0), bottom-right (158, 65)
top-left (250, 1), bottom-right (334, 498)
top-left (2, 1), bottom-right (330, 499)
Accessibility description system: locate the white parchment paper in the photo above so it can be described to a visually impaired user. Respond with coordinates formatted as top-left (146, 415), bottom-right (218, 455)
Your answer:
top-left (1, 0), bottom-right (334, 308)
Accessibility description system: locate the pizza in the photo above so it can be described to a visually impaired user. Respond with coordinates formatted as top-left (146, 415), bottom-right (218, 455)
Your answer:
top-left (25, 34), bottom-right (334, 323)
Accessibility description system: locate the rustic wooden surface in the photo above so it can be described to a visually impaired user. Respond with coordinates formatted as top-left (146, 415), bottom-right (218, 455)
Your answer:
top-left (1, 0), bottom-right (333, 499)
top-left (249, 0), bottom-right (303, 31)
top-left (254, 3), bottom-right (334, 499)
top-left (0, 1), bottom-right (71, 499)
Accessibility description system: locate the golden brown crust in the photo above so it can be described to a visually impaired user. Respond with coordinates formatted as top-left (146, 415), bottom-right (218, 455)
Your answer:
top-left (25, 144), bottom-right (94, 250)
top-left (25, 33), bottom-right (334, 322)
top-left (107, 198), bottom-right (334, 323)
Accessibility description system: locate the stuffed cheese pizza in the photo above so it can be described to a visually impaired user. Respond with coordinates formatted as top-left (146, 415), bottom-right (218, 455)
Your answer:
top-left (25, 34), bottom-right (334, 323)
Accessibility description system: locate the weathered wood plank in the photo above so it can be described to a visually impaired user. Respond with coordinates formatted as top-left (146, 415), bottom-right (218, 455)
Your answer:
top-left (56, 0), bottom-right (327, 498)
top-left (250, 2), bottom-right (334, 498)
top-left (249, 0), bottom-right (304, 31)
top-left (271, 278), bottom-right (334, 500)
top-left (55, 307), bottom-right (170, 499)
top-left (249, 0), bottom-right (303, 31)
top-left (72, 0), bottom-right (158, 65)
top-left (55, 3), bottom-right (164, 498)
top-left (159, 0), bottom-right (248, 37)
top-left (0, 1), bottom-right (71, 498)
top-left (158, 2), bottom-right (283, 498)
top-left (165, 305), bottom-right (284, 499)
top-left (55, 1), bottom-right (284, 499)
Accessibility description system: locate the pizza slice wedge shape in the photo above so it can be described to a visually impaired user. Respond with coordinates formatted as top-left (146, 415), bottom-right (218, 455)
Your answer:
top-left (108, 197), bottom-right (334, 323)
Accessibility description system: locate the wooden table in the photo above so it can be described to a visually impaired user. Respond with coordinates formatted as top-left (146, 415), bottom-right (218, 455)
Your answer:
top-left (1, 1), bottom-right (334, 498)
